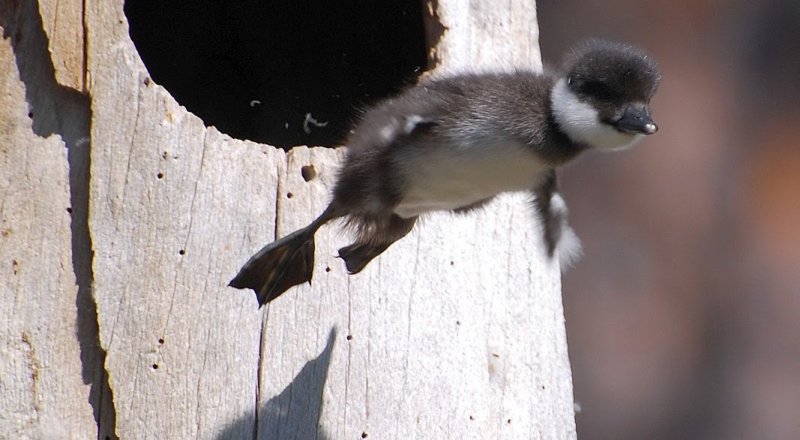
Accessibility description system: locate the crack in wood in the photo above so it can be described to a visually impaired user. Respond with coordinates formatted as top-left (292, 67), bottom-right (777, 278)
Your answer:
top-left (0, 1), bottom-right (117, 438)
top-left (253, 306), bottom-right (269, 440)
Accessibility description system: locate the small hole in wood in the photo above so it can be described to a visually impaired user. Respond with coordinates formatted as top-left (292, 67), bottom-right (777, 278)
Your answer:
top-left (469, 415), bottom-right (474, 421)
top-left (325, 266), bottom-right (331, 272)
top-left (144, 77), bottom-right (151, 86)
top-left (66, 207), bottom-right (73, 214)
top-left (507, 418), bottom-right (512, 424)
top-left (361, 433), bottom-right (368, 439)
top-left (179, 249), bottom-right (185, 255)
top-left (456, 320), bottom-right (461, 326)
top-left (28, 112), bottom-right (33, 119)
top-left (301, 165), bottom-right (317, 182)
top-left (286, 192), bottom-right (294, 199)
top-left (450, 261), bottom-right (454, 266)
top-left (157, 172), bottom-right (164, 179)
top-left (158, 338), bottom-right (165, 345)
top-left (152, 363), bottom-right (159, 369)
top-left (161, 151), bottom-right (168, 159)
top-left (346, 335), bottom-right (353, 341)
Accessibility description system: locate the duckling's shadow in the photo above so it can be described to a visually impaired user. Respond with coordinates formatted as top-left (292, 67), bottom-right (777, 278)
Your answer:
top-left (215, 327), bottom-right (336, 440)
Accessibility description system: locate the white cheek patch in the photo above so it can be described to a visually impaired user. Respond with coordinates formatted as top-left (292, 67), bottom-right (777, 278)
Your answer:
top-left (550, 79), bottom-right (643, 151)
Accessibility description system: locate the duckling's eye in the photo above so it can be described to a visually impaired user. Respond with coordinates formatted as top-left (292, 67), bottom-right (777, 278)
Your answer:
top-left (580, 81), bottom-right (615, 100)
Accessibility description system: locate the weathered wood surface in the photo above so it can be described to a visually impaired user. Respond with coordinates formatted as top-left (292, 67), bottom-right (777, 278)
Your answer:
top-left (0, 0), bottom-right (575, 438)
top-left (257, 149), bottom-right (575, 439)
top-left (0, 3), bottom-right (95, 438)
top-left (38, 0), bottom-right (85, 91)
top-left (86, 2), bottom-right (269, 436)
top-left (432, 0), bottom-right (542, 74)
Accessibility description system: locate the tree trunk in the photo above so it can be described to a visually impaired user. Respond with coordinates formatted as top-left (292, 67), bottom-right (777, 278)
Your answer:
top-left (0, 0), bottom-right (576, 438)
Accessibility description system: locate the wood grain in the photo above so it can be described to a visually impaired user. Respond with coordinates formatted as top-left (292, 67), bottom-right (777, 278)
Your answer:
top-left (0, 20), bottom-right (95, 438)
top-left (0, 0), bottom-right (575, 438)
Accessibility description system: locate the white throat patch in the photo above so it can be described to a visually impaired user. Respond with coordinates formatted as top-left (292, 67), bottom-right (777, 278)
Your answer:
top-left (550, 79), bottom-right (643, 151)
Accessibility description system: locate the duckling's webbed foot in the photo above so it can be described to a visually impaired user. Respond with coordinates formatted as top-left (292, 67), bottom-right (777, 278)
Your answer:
top-left (338, 214), bottom-right (417, 274)
top-left (229, 227), bottom-right (317, 306)
top-left (230, 204), bottom-right (340, 306)
top-left (338, 242), bottom-right (392, 274)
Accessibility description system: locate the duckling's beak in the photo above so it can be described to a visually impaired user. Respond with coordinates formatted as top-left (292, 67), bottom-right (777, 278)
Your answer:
top-left (614, 105), bottom-right (657, 135)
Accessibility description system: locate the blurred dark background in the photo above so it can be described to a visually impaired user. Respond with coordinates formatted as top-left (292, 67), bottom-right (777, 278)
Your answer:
top-left (126, 1), bottom-right (800, 438)
top-left (538, 0), bottom-right (800, 438)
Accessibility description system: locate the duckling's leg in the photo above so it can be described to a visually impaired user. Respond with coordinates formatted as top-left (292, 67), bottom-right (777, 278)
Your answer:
top-left (532, 170), bottom-right (582, 268)
top-left (338, 214), bottom-right (417, 274)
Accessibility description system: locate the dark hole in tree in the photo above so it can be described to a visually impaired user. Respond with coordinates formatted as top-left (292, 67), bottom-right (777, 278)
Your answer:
top-left (301, 164), bottom-right (317, 182)
top-left (124, 0), bottom-right (431, 148)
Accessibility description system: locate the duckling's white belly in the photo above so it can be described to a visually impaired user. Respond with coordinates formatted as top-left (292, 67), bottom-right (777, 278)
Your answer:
top-left (393, 141), bottom-right (548, 218)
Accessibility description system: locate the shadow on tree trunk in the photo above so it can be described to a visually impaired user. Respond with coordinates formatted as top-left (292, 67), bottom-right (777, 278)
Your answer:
top-left (215, 327), bottom-right (336, 440)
